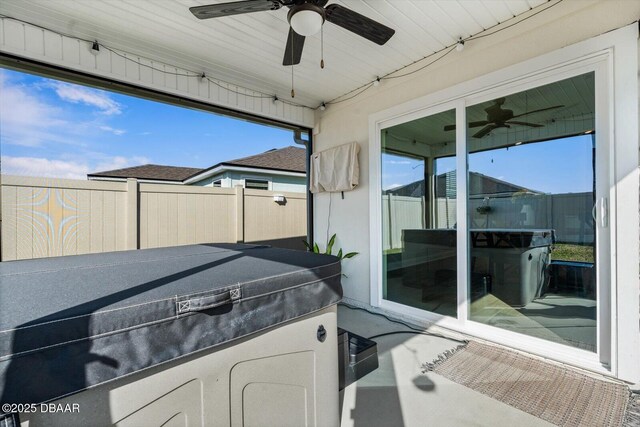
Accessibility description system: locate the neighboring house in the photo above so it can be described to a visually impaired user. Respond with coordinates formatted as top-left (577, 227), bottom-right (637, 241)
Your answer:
top-left (385, 171), bottom-right (541, 198)
top-left (88, 146), bottom-right (307, 193)
top-left (185, 146), bottom-right (306, 193)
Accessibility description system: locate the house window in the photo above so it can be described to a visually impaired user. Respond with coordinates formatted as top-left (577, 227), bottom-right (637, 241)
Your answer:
top-left (213, 180), bottom-right (222, 187)
top-left (245, 179), bottom-right (269, 190)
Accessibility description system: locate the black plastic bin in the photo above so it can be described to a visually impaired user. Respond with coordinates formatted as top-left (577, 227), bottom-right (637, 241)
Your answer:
top-left (338, 328), bottom-right (379, 390)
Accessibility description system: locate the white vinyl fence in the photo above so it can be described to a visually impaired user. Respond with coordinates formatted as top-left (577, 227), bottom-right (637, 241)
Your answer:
top-left (383, 192), bottom-right (593, 251)
top-left (1, 175), bottom-right (307, 261)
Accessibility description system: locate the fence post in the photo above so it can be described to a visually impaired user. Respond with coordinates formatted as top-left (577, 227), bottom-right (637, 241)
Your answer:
top-left (235, 185), bottom-right (244, 243)
top-left (126, 178), bottom-right (138, 250)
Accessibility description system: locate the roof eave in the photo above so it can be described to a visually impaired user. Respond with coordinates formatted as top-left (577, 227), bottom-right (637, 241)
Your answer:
top-left (184, 164), bottom-right (305, 184)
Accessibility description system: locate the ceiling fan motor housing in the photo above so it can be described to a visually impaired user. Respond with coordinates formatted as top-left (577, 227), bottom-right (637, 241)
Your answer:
top-left (288, 3), bottom-right (326, 36)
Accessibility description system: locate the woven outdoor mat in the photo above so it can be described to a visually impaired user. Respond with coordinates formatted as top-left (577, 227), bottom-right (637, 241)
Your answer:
top-left (422, 341), bottom-right (630, 427)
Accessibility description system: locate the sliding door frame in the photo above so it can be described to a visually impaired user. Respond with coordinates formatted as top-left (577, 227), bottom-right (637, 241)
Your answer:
top-left (368, 24), bottom-right (638, 382)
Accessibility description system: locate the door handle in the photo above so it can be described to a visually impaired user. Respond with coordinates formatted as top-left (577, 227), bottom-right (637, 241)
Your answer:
top-left (592, 201), bottom-right (597, 222)
top-left (600, 197), bottom-right (608, 228)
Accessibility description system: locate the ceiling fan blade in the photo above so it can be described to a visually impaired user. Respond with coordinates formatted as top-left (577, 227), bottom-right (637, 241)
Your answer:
top-left (469, 120), bottom-right (489, 128)
top-left (473, 125), bottom-right (496, 139)
top-left (190, 0), bottom-right (280, 19)
top-left (444, 124), bottom-right (456, 131)
top-left (283, 27), bottom-right (305, 66)
top-left (511, 105), bottom-right (564, 119)
top-left (325, 4), bottom-right (395, 45)
top-left (507, 120), bottom-right (544, 128)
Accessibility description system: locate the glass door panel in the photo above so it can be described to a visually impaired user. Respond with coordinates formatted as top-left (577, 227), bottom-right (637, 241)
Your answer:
top-left (381, 109), bottom-right (458, 317)
top-left (465, 73), bottom-right (598, 352)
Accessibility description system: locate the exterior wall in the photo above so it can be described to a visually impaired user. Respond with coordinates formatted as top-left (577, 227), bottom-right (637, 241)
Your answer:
top-left (0, 175), bottom-right (307, 260)
top-left (192, 171), bottom-right (306, 193)
top-left (313, 0), bottom-right (640, 305)
top-left (312, 0), bottom-right (639, 381)
top-left (0, 19), bottom-right (313, 128)
top-left (192, 173), bottom-right (232, 188)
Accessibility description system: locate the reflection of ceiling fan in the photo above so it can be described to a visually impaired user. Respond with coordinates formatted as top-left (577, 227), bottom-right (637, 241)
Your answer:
top-left (190, 0), bottom-right (395, 66)
top-left (444, 97), bottom-right (564, 138)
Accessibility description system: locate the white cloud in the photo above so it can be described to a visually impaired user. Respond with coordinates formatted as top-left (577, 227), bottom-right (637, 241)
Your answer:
top-left (1, 156), bottom-right (89, 180)
top-left (52, 82), bottom-right (122, 115)
top-left (0, 72), bottom-right (70, 147)
top-left (0, 72), bottom-right (128, 148)
top-left (1, 155), bottom-right (150, 180)
top-left (99, 125), bottom-right (126, 136)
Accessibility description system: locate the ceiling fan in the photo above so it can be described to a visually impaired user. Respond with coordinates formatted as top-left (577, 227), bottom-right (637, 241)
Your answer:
top-left (190, 0), bottom-right (395, 66)
top-left (444, 98), bottom-right (564, 138)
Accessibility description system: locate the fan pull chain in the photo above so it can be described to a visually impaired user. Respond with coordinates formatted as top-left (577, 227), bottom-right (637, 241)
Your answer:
top-left (320, 26), bottom-right (325, 69)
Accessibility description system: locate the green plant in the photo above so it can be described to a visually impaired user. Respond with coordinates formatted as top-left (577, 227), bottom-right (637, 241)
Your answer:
top-left (303, 233), bottom-right (358, 260)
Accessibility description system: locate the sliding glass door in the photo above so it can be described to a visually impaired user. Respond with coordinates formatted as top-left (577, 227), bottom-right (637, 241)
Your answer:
top-left (466, 73), bottom-right (599, 352)
top-left (381, 109), bottom-right (458, 317)
top-left (379, 68), bottom-right (609, 361)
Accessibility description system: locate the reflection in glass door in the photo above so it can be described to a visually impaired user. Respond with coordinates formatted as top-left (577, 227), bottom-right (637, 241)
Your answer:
top-left (465, 73), bottom-right (598, 352)
top-left (381, 109), bottom-right (458, 317)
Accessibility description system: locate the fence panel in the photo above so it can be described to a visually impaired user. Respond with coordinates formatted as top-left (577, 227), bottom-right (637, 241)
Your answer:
top-left (1, 177), bottom-right (309, 260)
top-left (1, 176), bottom-right (128, 261)
top-left (138, 183), bottom-right (236, 249)
top-left (243, 189), bottom-right (307, 250)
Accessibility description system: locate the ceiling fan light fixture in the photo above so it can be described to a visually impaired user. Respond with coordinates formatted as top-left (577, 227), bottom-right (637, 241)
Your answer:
top-left (288, 4), bottom-right (325, 37)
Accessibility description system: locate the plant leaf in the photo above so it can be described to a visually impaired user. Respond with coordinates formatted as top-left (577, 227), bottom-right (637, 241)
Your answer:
top-left (302, 240), bottom-right (312, 251)
top-left (342, 252), bottom-right (358, 259)
top-left (326, 234), bottom-right (336, 255)
top-left (337, 248), bottom-right (343, 259)
top-left (313, 243), bottom-right (320, 253)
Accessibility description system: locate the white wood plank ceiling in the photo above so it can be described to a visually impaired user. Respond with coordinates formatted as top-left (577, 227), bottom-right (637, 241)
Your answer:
top-left (0, 0), bottom-right (548, 107)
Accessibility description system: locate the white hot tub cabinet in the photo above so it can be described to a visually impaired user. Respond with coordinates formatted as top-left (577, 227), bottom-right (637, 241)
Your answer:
top-left (23, 306), bottom-right (339, 427)
top-left (0, 244), bottom-right (343, 427)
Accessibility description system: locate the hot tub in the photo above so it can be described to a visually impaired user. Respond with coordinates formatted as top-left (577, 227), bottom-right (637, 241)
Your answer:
top-left (401, 229), bottom-right (554, 307)
top-left (471, 229), bottom-right (554, 306)
top-left (0, 244), bottom-right (342, 426)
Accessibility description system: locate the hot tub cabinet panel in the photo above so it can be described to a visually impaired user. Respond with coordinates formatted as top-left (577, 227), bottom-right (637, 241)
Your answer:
top-left (0, 244), bottom-right (343, 427)
top-left (18, 307), bottom-right (338, 427)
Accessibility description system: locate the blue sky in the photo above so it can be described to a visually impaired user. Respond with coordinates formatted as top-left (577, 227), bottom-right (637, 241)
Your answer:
top-left (0, 68), bottom-right (296, 179)
top-left (383, 134), bottom-right (594, 194)
top-left (2, 67), bottom-right (593, 194)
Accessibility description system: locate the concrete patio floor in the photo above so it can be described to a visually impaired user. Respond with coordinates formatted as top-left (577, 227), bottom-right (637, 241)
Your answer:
top-left (337, 304), bottom-right (554, 427)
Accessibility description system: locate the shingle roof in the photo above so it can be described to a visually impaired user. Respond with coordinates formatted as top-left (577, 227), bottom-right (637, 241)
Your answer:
top-left (87, 146), bottom-right (306, 182)
top-left (88, 164), bottom-right (204, 182)
top-left (183, 146), bottom-right (306, 181)
top-left (224, 146), bottom-right (306, 172)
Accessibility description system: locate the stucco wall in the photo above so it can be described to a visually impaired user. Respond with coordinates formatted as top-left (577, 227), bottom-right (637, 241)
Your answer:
top-left (192, 171), bottom-right (306, 193)
top-left (313, 0), bottom-right (640, 305)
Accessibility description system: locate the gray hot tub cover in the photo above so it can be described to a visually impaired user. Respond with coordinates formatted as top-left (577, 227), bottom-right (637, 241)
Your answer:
top-left (0, 244), bottom-right (342, 406)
